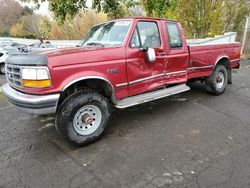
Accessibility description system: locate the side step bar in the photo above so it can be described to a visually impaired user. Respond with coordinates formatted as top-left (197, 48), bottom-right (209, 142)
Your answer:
top-left (115, 84), bottom-right (190, 109)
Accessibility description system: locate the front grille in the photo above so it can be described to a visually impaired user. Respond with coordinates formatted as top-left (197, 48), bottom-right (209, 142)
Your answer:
top-left (5, 64), bottom-right (22, 87)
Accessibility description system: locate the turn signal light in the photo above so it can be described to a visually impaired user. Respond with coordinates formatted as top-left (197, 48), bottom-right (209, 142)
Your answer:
top-left (22, 79), bottom-right (51, 88)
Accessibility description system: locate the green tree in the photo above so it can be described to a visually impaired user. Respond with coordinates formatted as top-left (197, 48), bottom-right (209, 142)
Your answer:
top-left (21, 0), bottom-right (136, 23)
top-left (93, 0), bottom-right (137, 18)
top-left (165, 0), bottom-right (179, 19)
top-left (223, 0), bottom-right (250, 32)
top-left (141, 0), bottom-right (178, 18)
top-left (125, 1), bottom-right (145, 17)
top-left (177, 0), bottom-right (223, 38)
top-left (177, 0), bottom-right (250, 38)
top-left (49, 0), bottom-right (87, 23)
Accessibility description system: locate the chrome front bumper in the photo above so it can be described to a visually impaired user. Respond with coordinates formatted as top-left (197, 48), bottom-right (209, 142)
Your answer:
top-left (2, 83), bottom-right (60, 115)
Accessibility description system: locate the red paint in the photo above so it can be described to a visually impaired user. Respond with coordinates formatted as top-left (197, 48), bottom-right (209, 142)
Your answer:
top-left (14, 18), bottom-right (241, 100)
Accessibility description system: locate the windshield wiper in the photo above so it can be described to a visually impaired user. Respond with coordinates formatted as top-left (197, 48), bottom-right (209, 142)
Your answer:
top-left (86, 42), bottom-right (105, 47)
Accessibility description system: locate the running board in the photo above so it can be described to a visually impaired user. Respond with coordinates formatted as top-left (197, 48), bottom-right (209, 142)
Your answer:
top-left (115, 84), bottom-right (190, 109)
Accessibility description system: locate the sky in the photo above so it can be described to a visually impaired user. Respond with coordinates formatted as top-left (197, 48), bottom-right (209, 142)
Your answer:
top-left (18, 0), bottom-right (92, 16)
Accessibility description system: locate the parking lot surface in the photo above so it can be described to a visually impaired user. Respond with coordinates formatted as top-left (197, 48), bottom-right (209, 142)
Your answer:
top-left (0, 61), bottom-right (250, 188)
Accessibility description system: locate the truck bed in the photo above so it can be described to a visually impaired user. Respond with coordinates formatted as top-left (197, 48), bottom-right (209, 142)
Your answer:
top-left (187, 42), bottom-right (241, 80)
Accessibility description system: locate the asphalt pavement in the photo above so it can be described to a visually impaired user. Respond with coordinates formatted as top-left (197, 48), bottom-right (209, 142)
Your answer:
top-left (0, 60), bottom-right (250, 188)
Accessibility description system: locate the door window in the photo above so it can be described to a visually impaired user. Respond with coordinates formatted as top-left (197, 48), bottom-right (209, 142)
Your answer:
top-left (130, 22), bottom-right (161, 48)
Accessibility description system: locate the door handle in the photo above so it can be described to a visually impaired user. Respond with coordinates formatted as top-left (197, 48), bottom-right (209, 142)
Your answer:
top-left (157, 52), bottom-right (167, 56)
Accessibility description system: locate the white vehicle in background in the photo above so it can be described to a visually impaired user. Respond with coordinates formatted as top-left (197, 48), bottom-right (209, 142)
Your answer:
top-left (0, 49), bottom-right (8, 74)
top-left (0, 40), bottom-right (57, 74)
top-left (28, 42), bottom-right (57, 52)
top-left (0, 38), bottom-right (14, 46)
top-left (0, 47), bottom-right (21, 74)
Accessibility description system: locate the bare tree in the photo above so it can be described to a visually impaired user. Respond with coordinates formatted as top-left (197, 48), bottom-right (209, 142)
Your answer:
top-left (0, 0), bottom-right (24, 34)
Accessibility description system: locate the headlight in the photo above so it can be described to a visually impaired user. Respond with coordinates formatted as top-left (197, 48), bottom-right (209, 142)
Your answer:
top-left (21, 67), bottom-right (52, 88)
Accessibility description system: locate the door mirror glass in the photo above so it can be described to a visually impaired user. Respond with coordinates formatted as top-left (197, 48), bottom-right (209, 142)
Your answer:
top-left (146, 48), bottom-right (156, 63)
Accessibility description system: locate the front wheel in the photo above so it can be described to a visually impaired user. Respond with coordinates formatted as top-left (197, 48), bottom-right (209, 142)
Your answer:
top-left (56, 90), bottom-right (111, 146)
top-left (205, 65), bottom-right (228, 95)
top-left (0, 63), bottom-right (5, 74)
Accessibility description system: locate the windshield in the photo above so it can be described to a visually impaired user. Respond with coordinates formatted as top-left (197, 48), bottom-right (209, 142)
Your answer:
top-left (81, 20), bottom-right (131, 47)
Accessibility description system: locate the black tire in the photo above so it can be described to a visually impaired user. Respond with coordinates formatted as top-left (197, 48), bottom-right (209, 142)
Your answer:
top-left (55, 90), bottom-right (111, 146)
top-left (205, 65), bottom-right (228, 95)
top-left (0, 63), bottom-right (5, 74)
top-left (186, 79), bottom-right (196, 87)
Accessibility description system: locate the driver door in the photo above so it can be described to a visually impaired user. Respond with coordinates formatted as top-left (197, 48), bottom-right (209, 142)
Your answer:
top-left (126, 21), bottom-right (167, 96)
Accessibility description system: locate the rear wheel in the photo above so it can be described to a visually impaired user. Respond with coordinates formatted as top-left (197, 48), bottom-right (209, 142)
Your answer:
top-left (205, 65), bottom-right (228, 95)
top-left (0, 63), bottom-right (5, 74)
top-left (56, 90), bottom-right (111, 146)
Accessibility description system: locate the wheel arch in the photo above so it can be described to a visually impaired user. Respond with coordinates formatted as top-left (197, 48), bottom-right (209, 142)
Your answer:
top-left (57, 76), bottom-right (116, 109)
top-left (214, 56), bottom-right (232, 84)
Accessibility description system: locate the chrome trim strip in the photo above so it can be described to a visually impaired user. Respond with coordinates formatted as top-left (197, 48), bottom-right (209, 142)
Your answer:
top-left (230, 59), bottom-right (240, 63)
top-left (165, 70), bottom-right (186, 76)
top-left (129, 73), bottom-right (165, 85)
top-left (118, 71), bottom-right (187, 87)
top-left (187, 65), bottom-right (213, 70)
top-left (116, 82), bottom-right (129, 87)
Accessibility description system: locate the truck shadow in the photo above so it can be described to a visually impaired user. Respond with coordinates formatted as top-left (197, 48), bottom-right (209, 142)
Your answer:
top-left (109, 82), bottom-right (207, 130)
top-left (36, 81), bottom-right (208, 149)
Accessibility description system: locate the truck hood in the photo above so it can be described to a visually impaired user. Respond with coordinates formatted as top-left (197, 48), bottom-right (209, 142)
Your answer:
top-left (38, 46), bottom-right (107, 58)
top-left (7, 46), bottom-right (123, 66)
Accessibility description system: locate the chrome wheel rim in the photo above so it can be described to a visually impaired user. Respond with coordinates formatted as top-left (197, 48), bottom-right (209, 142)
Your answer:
top-left (216, 71), bottom-right (224, 89)
top-left (73, 105), bottom-right (102, 136)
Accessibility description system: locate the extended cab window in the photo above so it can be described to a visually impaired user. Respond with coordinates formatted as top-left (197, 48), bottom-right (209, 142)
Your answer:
top-left (166, 23), bottom-right (182, 48)
top-left (130, 21), bottom-right (161, 48)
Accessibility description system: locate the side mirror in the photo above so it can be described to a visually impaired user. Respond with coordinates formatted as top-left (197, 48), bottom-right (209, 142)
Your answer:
top-left (146, 48), bottom-right (156, 63)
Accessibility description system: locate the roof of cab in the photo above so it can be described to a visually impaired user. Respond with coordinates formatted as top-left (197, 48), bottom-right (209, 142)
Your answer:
top-left (93, 17), bottom-right (179, 27)
top-left (118, 16), bottom-right (179, 22)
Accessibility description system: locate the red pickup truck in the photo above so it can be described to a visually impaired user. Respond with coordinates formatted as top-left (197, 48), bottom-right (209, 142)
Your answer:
top-left (2, 17), bottom-right (241, 145)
